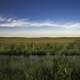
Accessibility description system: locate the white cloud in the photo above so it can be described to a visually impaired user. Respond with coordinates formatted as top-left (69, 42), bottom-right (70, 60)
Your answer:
top-left (0, 17), bottom-right (80, 32)
top-left (0, 17), bottom-right (6, 22)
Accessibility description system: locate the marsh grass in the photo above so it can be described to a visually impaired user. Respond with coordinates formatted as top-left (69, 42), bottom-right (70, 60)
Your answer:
top-left (0, 56), bottom-right (80, 80)
top-left (0, 37), bottom-right (80, 55)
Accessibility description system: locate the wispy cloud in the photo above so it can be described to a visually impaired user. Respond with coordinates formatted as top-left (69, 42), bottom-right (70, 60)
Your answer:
top-left (0, 17), bottom-right (80, 32)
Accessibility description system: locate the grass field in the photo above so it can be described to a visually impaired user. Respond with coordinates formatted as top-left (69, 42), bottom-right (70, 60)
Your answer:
top-left (0, 37), bottom-right (80, 55)
top-left (0, 55), bottom-right (80, 80)
top-left (0, 37), bottom-right (80, 80)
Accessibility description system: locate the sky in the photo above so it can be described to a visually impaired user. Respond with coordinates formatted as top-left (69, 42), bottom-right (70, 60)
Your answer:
top-left (0, 0), bottom-right (80, 37)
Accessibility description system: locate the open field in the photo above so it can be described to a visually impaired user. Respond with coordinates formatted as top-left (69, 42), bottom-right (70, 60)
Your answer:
top-left (0, 37), bottom-right (80, 55)
top-left (0, 55), bottom-right (80, 80)
top-left (0, 37), bottom-right (80, 80)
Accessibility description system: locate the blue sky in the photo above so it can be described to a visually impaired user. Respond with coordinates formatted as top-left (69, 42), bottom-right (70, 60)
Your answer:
top-left (0, 0), bottom-right (80, 37)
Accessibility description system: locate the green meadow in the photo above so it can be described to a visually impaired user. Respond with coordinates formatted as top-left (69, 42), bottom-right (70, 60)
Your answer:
top-left (0, 56), bottom-right (80, 80)
top-left (0, 37), bottom-right (80, 55)
top-left (0, 37), bottom-right (80, 80)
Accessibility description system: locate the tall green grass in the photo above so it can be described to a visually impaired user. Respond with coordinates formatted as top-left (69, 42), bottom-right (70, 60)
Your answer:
top-left (0, 56), bottom-right (80, 80)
